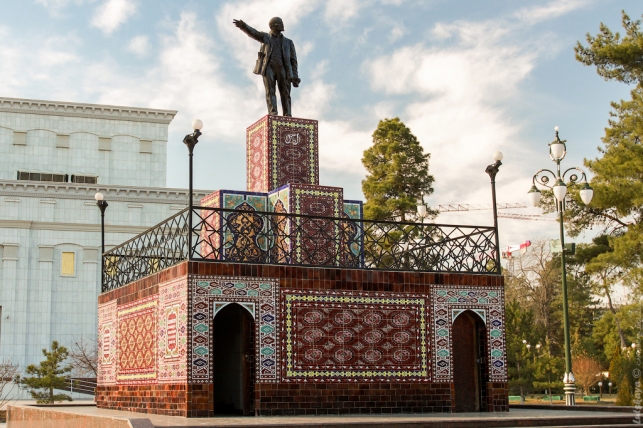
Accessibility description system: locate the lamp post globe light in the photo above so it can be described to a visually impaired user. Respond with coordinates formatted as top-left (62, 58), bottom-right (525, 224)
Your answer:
top-left (95, 192), bottom-right (108, 283)
top-left (183, 119), bottom-right (203, 259)
top-left (527, 126), bottom-right (593, 406)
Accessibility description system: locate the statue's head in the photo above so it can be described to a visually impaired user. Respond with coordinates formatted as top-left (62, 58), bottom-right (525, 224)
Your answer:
top-left (269, 17), bottom-right (284, 32)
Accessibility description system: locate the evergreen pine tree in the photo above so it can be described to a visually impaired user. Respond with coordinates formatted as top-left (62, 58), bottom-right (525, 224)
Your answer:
top-left (362, 118), bottom-right (436, 221)
top-left (17, 341), bottom-right (73, 404)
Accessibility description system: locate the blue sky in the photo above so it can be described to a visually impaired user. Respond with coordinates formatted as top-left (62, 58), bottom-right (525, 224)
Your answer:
top-left (1, 0), bottom-right (640, 255)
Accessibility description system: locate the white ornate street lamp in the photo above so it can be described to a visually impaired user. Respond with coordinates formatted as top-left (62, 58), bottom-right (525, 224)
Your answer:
top-left (527, 126), bottom-right (593, 406)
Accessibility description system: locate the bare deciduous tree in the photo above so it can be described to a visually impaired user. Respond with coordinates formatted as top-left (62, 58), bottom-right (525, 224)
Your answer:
top-left (0, 359), bottom-right (19, 410)
top-left (67, 336), bottom-right (98, 378)
top-left (573, 355), bottom-right (602, 396)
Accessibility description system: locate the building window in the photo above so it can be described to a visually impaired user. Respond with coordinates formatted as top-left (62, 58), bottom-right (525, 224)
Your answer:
top-left (98, 137), bottom-right (111, 151)
top-left (39, 247), bottom-right (54, 262)
top-left (13, 132), bottom-right (26, 145)
top-left (71, 175), bottom-right (98, 184)
top-left (2, 245), bottom-right (18, 260)
top-left (83, 248), bottom-right (98, 262)
top-left (105, 256), bottom-right (119, 277)
top-left (56, 134), bottom-right (70, 148)
top-left (61, 252), bottom-right (75, 276)
top-left (17, 171), bottom-right (68, 183)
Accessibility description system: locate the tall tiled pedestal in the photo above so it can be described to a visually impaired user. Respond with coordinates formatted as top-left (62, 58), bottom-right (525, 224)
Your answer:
top-left (246, 115), bottom-right (319, 193)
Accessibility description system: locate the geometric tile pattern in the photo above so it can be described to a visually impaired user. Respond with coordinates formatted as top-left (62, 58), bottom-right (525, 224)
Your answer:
top-left (116, 296), bottom-right (158, 384)
top-left (268, 183), bottom-right (345, 266)
top-left (282, 289), bottom-right (428, 382)
top-left (158, 278), bottom-right (188, 383)
top-left (246, 115), bottom-right (319, 193)
top-left (97, 300), bottom-right (117, 386)
top-left (199, 190), bottom-right (269, 260)
top-left (431, 286), bottom-right (507, 382)
top-left (189, 275), bottom-right (280, 383)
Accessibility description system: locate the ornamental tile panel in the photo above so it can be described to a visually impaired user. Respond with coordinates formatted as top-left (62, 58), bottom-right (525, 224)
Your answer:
top-left (116, 296), bottom-right (158, 384)
top-left (97, 299), bottom-right (117, 386)
top-left (157, 277), bottom-right (188, 383)
top-left (281, 289), bottom-right (429, 382)
top-left (188, 275), bottom-right (280, 384)
top-left (199, 190), bottom-right (269, 261)
top-left (430, 286), bottom-right (507, 382)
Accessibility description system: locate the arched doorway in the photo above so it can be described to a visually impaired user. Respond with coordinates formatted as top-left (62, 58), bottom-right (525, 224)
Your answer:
top-left (452, 310), bottom-right (487, 412)
top-left (212, 303), bottom-right (255, 415)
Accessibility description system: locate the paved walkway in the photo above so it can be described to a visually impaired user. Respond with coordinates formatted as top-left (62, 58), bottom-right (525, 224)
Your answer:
top-left (7, 403), bottom-right (637, 427)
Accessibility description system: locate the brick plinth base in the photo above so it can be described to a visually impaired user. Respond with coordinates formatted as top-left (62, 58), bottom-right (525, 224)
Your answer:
top-left (257, 382), bottom-right (452, 416)
top-left (486, 382), bottom-right (509, 412)
top-left (96, 384), bottom-right (214, 417)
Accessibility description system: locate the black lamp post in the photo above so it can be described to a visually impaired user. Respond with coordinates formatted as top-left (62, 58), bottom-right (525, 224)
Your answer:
top-left (527, 126), bottom-right (594, 406)
top-left (485, 151), bottom-right (503, 271)
top-left (95, 192), bottom-right (108, 283)
top-left (183, 119), bottom-right (203, 259)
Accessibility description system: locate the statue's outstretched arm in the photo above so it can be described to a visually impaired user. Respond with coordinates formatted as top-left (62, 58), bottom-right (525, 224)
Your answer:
top-left (232, 19), bottom-right (265, 43)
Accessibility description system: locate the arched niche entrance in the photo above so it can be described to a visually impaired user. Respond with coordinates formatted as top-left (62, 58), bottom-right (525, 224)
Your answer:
top-left (212, 302), bottom-right (255, 415)
top-left (452, 310), bottom-right (487, 412)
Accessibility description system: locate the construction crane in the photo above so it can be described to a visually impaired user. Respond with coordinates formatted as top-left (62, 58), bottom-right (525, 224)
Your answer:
top-left (437, 203), bottom-right (527, 212)
top-left (436, 203), bottom-right (556, 221)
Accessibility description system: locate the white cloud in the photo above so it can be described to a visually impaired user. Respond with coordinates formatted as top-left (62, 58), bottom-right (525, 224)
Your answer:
top-left (515, 0), bottom-right (592, 24)
top-left (91, 0), bottom-right (136, 35)
top-left (127, 35), bottom-right (149, 56)
top-left (360, 1), bottom-right (581, 210)
top-left (35, 0), bottom-right (91, 15)
top-left (390, 22), bottom-right (406, 41)
top-left (325, 0), bottom-right (364, 23)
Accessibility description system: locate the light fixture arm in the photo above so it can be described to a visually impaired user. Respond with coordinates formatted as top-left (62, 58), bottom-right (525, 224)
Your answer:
top-left (532, 168), bottom-right (557, 189)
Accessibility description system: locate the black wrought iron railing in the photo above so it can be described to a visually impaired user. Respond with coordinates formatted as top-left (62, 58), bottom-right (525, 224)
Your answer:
top-left (101, 207), bottom-right (499, 292)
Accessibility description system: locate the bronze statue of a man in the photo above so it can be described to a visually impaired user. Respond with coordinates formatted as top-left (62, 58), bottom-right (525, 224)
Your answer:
top-left (233, 17), bottom-right (300, 117)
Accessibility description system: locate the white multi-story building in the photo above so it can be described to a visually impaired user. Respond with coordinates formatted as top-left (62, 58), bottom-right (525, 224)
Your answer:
top-left (0, 97), bottom-right (207, 376)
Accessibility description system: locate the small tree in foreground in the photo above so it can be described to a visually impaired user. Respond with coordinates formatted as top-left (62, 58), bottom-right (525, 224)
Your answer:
top-left (17, 341), bottom-right (72, 403)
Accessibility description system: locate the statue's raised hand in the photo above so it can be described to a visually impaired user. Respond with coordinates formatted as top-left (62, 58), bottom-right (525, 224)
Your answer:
top-left (233, 19), bottom-right (245, 28)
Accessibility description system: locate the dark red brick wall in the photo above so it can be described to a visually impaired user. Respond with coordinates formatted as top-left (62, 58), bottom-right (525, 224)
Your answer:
top-left (96, 384), bottom-right (213, 417)
top-left (257, 382), bottom-right (452, 415)
top-left (486, 382), bottom-right (509, 412)
top-left (97, 261), bottom-right (507, 417)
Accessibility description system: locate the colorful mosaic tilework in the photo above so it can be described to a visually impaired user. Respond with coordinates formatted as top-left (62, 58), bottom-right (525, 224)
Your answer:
top-left (268, 184), bottom-right (345, 266)
top-left (431, 286), bottom-right (507, 382)
top-left (189, 275), bottom-right (279, 383)
top-left (116, 296), bottom-right (158, 384)
top-left (199, 190), bottom-right (269, 261)
top-left (343, 200), bottom-right (363, 220)
top-left (97, 300), bottom-right (117, 386)
top-left (342, 200), bottom-right (364, 267)
top-left (246, 115), bottom-right (319, 193)
top-left (281, 289), bottom-right (428, 382)
top-left (158, 278), bottom-right (188, 383)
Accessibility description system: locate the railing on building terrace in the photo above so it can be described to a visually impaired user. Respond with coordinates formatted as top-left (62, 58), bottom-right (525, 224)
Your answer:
top-left (101, 207), bottom-right (499, 292)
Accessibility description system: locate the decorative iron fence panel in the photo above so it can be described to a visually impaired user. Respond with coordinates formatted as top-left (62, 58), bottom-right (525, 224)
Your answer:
top-left (102, 207), bottom-right (499, 292)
